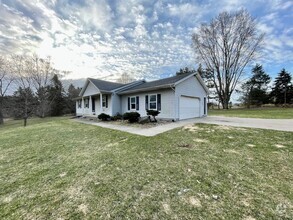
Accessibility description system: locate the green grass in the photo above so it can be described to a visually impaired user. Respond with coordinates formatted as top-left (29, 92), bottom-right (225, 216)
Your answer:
top-left (0, 118), bottom-right (292, 219)
top-left (209, 107), bottom-right (293, 119)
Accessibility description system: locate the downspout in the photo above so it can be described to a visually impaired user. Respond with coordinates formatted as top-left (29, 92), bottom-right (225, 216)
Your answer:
top-left (169, 84), bottom-right (177, 122)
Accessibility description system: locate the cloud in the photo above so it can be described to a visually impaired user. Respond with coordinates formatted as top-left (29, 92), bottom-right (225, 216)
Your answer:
top-left (0, 0), bottom-right (292, 81)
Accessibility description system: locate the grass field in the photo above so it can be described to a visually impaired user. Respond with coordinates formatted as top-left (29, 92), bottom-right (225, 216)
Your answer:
top-left (0, 118), bottom-right (292, 219)
top-left (209, 107), bottom-right (293, 119)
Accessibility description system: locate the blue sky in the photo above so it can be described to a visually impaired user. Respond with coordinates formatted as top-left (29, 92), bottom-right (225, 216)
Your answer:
top-left (0, 0), bottom-right (292, 82)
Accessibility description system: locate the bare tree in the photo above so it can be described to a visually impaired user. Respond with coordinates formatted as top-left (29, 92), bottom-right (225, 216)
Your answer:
top-left (192, 9), bottom-right (264, 109)
top-left (117, 72), bottom-right (135, 84)
top-left (29, 55), bottom-right (57, 117)
top-left (0, 56), bottom-right (14, 124)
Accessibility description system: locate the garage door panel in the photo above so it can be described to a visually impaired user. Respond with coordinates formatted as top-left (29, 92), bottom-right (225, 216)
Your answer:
top-left (179, 96), bottom-right (200, 119)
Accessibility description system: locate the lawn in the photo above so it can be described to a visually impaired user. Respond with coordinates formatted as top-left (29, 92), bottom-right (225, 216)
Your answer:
top-left (209, 107), bottom-right (293, 119)
top-left (0, 118), bottom-right (292, 219)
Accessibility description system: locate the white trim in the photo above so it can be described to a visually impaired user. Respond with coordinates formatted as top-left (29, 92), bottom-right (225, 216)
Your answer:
top-left (174, 73), bottom-right (209, 94)
top-left (130, 96), bottom-right (136, 110)
top-left (102, 95), bottom-right (107, 108)
top-left (149, 94), bottom-right (157, 110)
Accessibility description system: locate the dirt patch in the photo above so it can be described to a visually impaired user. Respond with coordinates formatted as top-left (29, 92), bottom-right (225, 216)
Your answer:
top-left (78, 204), bottom-right (88, 215)
top-left (3, 195), bottom-right (13, 203)
top-left (224, 149), bottom-right (240, 154)
top-left (243, 216), bottom-right (256, 220)
top-left (193, 138), bottom-right (209, 143)
top-left (275, 144), bottom-right (286, 148)
top-left (217, 125), bottom-right (232, 130)
top-left (107, 142), bottom-right (119, 147)
top-left (188, 196), bottom-right (202, 207)
top-left (59, 172), bottom-right (67, 177)
top-left (177, 143), bottom-right (192, 148)
top-left (162, 203), bottom-right (171, 214)
top-left (241, 199), bottom-right (251, 207)
top-left (183, 124), bottom-right (200, 132)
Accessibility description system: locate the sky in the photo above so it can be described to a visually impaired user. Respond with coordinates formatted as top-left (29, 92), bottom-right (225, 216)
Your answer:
top-left (0, 0), bottom-right (292, 82)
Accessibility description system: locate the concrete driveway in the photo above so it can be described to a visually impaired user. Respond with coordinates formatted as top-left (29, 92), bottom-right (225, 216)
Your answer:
top-left (199, 116), bottom-right (293, 132)
top-left (75, 116), bottom-right (293, 136)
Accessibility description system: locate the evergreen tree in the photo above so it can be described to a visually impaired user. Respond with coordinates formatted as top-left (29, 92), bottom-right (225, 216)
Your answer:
top-left (36, 86), bottom-right (51, 118)
top-left (48, 74), bottom-right (65, 116)
top-left (241, 64), bottom-right (270, 107)
top-left (270, 69), bottom-right (293, 104)
top-left (12, 87), bottom-right (37, 125)
top-left (65, 84), bottom-right (81, 114)
top-left (176, 67), bottom-right (196, 76)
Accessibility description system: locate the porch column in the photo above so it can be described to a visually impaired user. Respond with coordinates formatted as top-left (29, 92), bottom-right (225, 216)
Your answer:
top-left (82, 97), bottom-right (84, 114)
top-left (100, 93), bottom-right (103, 113)
top-left (89, 96), bottom-right (92, 115)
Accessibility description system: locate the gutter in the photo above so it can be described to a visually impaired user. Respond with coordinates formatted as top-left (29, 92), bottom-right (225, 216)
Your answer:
top-left (117, 84), bottom-right (174, 95)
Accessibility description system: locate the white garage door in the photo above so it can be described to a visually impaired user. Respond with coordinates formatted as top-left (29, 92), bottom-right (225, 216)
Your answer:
top-left (179, 96), bottom-right (200, 120)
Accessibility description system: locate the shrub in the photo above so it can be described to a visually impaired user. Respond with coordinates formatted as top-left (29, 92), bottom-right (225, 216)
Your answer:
top-left (110, 113), bottom-right (123, 121)
top-left (98, 113), bottom-right (110, 121)
top-left (146, 110), bottom-right (160, 122)
top-left (123, 112), bottom-right (140, 123)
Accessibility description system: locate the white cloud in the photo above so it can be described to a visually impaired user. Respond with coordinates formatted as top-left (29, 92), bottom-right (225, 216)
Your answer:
top-left (0, 0), bottom-right (292, 81)
top-left (167, 3), bottom-right (200, 16)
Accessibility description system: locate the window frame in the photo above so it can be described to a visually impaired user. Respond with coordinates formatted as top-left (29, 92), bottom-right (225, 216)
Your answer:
top-left (130, 96), bottom-right (136, 110)
top-left (102, 95), bottom-right (107, 108)
top-left (149, 94), bottom-right (157, 110)
top-left (78, 100), bottom-right (82, 108)
top-left (84, 98), bottom-right (89, 108)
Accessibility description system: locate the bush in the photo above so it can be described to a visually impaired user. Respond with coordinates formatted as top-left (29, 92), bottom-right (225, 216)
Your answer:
top-left (110, 113), bottom-right (123, 121)
top-left (146, 110), bottom-right (160, 122)
top-left (123, 112), bottom-right (140, 123)
top-left (146, 110), bottom-right (160, 117)
top-left (98, 113), bottom-right (110, 121)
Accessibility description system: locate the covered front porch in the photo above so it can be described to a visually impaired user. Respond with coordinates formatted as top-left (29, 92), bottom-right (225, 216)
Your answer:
top-left (76, 93), bottom-right (111, 116)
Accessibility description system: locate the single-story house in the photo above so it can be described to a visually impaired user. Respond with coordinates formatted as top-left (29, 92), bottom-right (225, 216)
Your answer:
top-left (76, 72), bottom-right (209, 120)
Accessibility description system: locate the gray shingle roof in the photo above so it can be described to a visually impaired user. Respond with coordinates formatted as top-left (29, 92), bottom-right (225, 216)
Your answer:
top-left (88, 78), bottom-right (125, 92)
top-left (85, 72), bottom-right (195, 95)
top-left (118, 72), bottom-right (194, 94)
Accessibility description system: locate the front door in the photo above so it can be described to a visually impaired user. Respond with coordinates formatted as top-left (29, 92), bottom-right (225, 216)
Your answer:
top-left (92, 97), bottom-right (95, 113)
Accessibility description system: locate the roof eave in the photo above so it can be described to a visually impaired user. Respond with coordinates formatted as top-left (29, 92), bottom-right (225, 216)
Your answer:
top-left (117, 84), bottom-right (174, 95)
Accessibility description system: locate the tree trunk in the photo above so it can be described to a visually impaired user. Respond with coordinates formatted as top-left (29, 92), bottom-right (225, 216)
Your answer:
top-left (0, 98), bottom-right (4, 125)
top-left (0, 108), bottom-right (3, 125)
top-left (24, 97), bottom-right (28, 127)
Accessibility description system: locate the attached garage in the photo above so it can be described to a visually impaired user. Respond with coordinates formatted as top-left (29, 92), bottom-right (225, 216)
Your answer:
top-left (179, 96), bottom-right (200, 120)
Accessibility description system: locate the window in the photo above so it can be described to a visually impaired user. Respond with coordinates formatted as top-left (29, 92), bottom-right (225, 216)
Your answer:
top-left (77, 100), bottom-right (82, 108)
top-left (84, 98), bottom-right (89, 108)
top-left (145, 94), bottom-right (161, 111)
top-left (149, 95), bottom-right (157, 110)
top-left (128, 96), bottom-right (139, 111)
top-left (130, 96), bottom-right (136, 110)
top-left (102, 95), bottom-right (108, 108)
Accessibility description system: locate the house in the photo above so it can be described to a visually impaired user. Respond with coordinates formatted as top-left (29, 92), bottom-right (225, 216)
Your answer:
top-left (76, 72), bottom-right (209, 120)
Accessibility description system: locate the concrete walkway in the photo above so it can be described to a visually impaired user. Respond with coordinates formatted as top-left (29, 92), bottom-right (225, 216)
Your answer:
top-left (74, 116), bottom-right (293, 136)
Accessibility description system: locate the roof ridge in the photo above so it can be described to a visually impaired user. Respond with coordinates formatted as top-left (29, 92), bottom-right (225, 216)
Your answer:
top-left (143, 72), bottom-right (193, 83)
top-left (89, 78), bottom-right (124, 85)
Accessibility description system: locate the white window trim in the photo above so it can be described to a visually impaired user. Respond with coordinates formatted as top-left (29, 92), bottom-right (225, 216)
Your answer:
top-left (149, 94), bottom-right (157, 110)
top-left (102, 95), bottom-right (107, 108)
top-left (130, 96), bottom-right (136, 110)
top-left (78, 100), bottom-right (82, 108)
top-left (84, 98), bottom-right (89, 108)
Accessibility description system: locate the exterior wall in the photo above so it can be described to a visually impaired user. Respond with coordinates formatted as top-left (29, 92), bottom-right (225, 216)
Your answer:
top-left (120, 89), bottom-right (175, 119)
top-left (83, 81), bottom-right (100, 96)
top-left (111, 93), bottom-right (121, 116)
top-left (80, 95), bottom-right (112, 116)
top-left (76, 100), bottom-right (83, 115)
top-left (175, 76), bottom-right (208, 119)
top-left (76, 80), bottom-right (113, 117)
